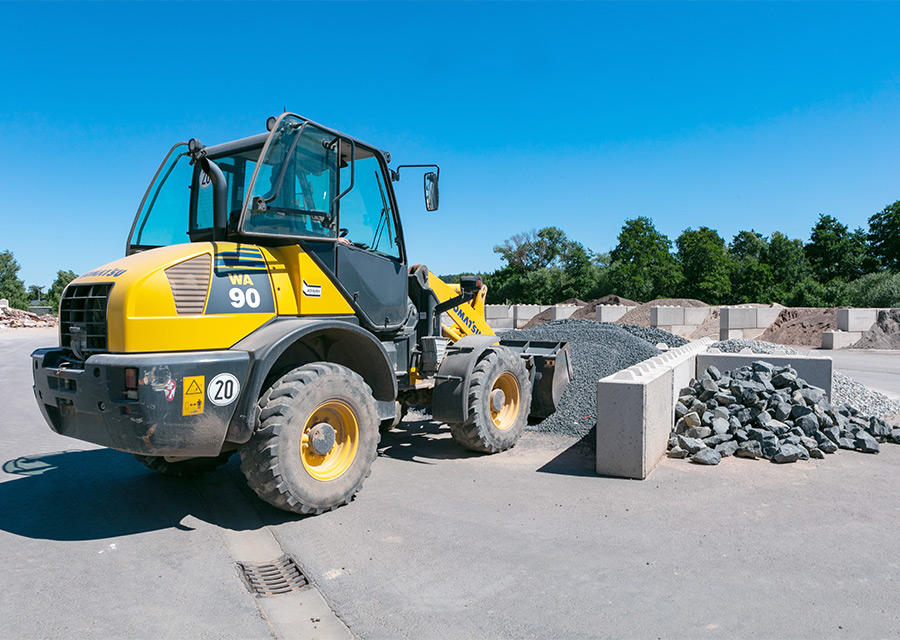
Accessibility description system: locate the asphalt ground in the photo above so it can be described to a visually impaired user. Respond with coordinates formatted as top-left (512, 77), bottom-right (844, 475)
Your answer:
top-left (3, 328), bottom-right (900, 639)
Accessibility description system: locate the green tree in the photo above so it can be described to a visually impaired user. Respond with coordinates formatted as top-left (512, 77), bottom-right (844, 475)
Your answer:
top-left (765, 232), bottom-right (811, 302)
top-left (607, 217), bottom-right (681, 301)
top-left (729, 231), bottom-right (774, 303)
top-left (868, 200), bottom-right (900, 270)
top-left (47, 269), bottom-right (78, 313)
top-left (0, 250), bottom-right (29, 310)
top-left (805, 214), bottom-right (876, 282)
top-left (676, 227), bottom-right (732, 304)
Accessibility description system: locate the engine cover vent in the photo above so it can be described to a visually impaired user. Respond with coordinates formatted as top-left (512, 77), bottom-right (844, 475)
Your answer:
top-left (165, 254), bottom-right (211, 315)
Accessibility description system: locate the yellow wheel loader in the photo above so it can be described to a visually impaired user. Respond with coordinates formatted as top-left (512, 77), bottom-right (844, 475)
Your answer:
top-left (31, 113), bottom-right (572, 514)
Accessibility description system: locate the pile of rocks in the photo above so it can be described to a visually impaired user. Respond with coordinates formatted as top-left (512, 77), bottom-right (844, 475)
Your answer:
top-left (0, 300), bottom-right (57, 328)
top-left (669, 360), bottom-right (900, 465)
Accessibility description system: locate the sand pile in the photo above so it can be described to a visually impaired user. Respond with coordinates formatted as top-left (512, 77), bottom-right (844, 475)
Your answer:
top-left (757, 308), bottom-right (836, 346)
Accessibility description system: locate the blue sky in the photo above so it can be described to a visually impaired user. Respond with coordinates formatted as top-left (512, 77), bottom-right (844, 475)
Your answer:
top-left (2, 1), bottom-right (900, 286)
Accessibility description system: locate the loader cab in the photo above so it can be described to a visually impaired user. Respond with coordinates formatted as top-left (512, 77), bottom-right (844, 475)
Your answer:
top-left (126, 113), bottom-right (415, 330)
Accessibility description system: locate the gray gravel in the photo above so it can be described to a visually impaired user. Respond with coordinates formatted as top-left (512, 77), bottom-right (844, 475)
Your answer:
top-left (712, 338), bottom-right (900, 418)
top-left (500, 319), bottom-right (684, 436)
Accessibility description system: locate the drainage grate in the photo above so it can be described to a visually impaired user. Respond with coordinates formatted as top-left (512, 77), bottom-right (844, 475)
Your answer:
top-left (237, 555), bottom-right (309, 597)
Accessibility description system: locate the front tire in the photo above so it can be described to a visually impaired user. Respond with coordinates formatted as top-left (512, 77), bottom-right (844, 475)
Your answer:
top-left (449, 348), bottom-right (531, 453)
top-left (240, 362), bottom-right (379, 515)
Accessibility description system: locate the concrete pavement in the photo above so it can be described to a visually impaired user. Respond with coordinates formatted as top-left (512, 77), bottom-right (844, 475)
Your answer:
top-left (3, 328), bottom-right (900, 639)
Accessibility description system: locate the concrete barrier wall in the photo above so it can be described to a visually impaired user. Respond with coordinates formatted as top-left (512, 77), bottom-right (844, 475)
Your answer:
top-left (837, 308), bottom-right (879, 332)
top-left (550, 305), bottom-right (579, 321)
top-left (596, 305), bottom-right (634, 322)
top-left (650, 306), bottom-right (712, 338)
top-left (595, 338), bottom-right (713, 479)
top-left (719, 306), bottom-right (781, 340)
top-left (596, 340), bottom-right (832, 480)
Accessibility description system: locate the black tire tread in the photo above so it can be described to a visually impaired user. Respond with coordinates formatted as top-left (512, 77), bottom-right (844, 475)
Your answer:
top-left (240, 362), bottom-right (379, 515)
top-left (449, 348), bottom-right (530, 453)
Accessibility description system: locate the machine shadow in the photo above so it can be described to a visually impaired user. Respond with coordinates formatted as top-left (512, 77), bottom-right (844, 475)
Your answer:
top-left (0, 448), bottom-right (296, 542)
top-left (377, 417), bottom-right (482, 463)
top-left (535, 426), bottom-right (597, 477)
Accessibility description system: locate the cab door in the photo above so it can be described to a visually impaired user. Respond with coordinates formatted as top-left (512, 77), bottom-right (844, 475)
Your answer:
top-left (335, 144), bottom-right (408, 328)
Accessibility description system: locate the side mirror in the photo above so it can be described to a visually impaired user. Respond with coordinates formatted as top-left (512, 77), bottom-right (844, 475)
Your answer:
top-left (424, 172), bottom-right (439, 211)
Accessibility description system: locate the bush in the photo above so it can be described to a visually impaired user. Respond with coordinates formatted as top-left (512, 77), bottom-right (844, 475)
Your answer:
top-left (845, 271), bottom-right (900, 308)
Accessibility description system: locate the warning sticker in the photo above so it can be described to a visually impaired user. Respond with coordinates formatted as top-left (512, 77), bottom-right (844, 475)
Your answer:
top-left (182, 375), bottom-right (205, 416)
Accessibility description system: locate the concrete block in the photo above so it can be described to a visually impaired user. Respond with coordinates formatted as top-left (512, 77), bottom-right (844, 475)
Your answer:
top-left (484, 304), bottom-right (512, 320)
top-left (719, 328), bottom-right (745, 341)
top-left (837, 308), bottom-right (878, 332)
top-left (512, 305), bottom-right (550, 328)
top-left (596, 365), bottom-right (673, 479)
top-left (741, 328), bottom-right (766, 339)
top-left (549, 305), bottom-right (578, 321)
top-left (821, 330), bottom-right (862, 350)
top-left (696, 352), bottom-right (833, 399)
top-left (683, 307), bottom-right (711, 326)
top-left (595, 305), bottom-right (634, 323)
top-left (720, 306), bottom-right (757, 330)
top-left (596, 338), bottom-right (713, 479)
top-left (0, 298), bottom-right (7, 308)
top-left (755, 307), bottom-right (782, 328)
top-left (658, 325), bottom-right (695, 338)
top-left (651, 306), bottom-right (684, 327)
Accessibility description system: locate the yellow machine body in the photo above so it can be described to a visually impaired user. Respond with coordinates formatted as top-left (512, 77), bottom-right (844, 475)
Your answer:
top-left (67, 241), bottom-right (355, 353)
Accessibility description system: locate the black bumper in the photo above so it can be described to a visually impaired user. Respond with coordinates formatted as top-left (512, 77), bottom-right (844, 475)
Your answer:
top-left (32, 348), bottom-right (251, 457)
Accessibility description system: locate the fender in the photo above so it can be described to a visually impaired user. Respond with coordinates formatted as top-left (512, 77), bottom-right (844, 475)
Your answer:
top-left (431, 334), bottom-right (501, 425)
top-left (225, 317), bottom-right (398, 444)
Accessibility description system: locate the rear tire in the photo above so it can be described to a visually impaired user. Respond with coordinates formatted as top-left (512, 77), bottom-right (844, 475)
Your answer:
top-left (449, 348), bottom-right (531, 453)
top-left (240, 362), bottom-right (379, 515)
top-left (133, 451), bottom-right (233, 478)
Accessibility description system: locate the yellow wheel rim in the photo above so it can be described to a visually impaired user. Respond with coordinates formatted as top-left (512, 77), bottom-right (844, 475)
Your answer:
top-left (489, 372), bottom-right (520, 430)
top-left (300, 400), bottom-right (359, 482)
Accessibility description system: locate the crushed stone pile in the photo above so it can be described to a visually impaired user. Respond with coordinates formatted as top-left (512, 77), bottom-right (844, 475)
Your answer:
top-left (758, 307), bottom-right (836, 346)
top-left (0, 304), bottom-right (56, 328)
top-left (668, 360), bottom-right (900, 466)
top-left (711, 338), bottom-right (900, 418)
top-left (499, 319), bottom-right (686, 436)
top-left (852, 309), bottom-right (900, 350)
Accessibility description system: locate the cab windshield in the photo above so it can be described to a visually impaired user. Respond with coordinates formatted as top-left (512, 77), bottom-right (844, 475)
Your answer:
top-left (128, 140), bottom-right (264, 251)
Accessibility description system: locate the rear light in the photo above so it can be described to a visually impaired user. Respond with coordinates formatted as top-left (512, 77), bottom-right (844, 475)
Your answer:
top-left (125, 367), bottom-right (138, 400)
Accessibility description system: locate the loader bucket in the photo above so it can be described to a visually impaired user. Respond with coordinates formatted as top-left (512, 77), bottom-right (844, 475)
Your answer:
top-left (498, 339), bottom-right (574, 419)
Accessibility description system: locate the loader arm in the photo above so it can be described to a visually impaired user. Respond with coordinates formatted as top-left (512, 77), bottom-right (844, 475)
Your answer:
top-left (425, 271), bottom-right (495, 341)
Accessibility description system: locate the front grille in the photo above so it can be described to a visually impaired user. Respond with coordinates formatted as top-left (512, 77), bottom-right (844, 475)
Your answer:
top-left (60, 283), bottom-right (112, 358)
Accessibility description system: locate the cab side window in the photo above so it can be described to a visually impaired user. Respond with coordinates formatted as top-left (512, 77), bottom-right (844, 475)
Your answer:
top-left (338, 151), bottom-right (400, 259)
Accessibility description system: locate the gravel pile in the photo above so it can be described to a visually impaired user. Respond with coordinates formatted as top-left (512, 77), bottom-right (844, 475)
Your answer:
top-left (500, 319), bottom-right (683, 436)
top-left (669, 361), bottom-right (900, 466)
top-left (852, 309), bottom-right (900, 349)
top-left (712, 338), bottom-right (900, 418)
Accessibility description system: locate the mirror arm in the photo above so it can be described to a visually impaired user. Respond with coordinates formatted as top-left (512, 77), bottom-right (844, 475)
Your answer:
top-left (391, 164), bottom-right (440, 182)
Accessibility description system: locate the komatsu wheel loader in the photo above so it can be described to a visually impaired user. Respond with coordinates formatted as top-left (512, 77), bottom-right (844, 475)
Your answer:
top-left (31, 113), bottom-right (572, 514)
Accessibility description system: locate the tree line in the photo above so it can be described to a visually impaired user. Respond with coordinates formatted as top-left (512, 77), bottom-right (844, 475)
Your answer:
top-left (0, 250), bottom-right (76, 313)
top-left (449, 200), bottom-right (900, 308)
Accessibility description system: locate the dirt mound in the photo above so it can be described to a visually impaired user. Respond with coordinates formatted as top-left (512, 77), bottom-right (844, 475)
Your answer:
top-left (616, 298), bottom-right (709, 327)
top-left (593, 294), bottom-right (641, 307)
top-left (852, 309), bottom-right (900, 349)
top-left (757, 308), bottom-right (836, 346)
top-left (521, 298), bottom-right (587, 329)
top-left (0, 304), bottom-right (57, 328)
